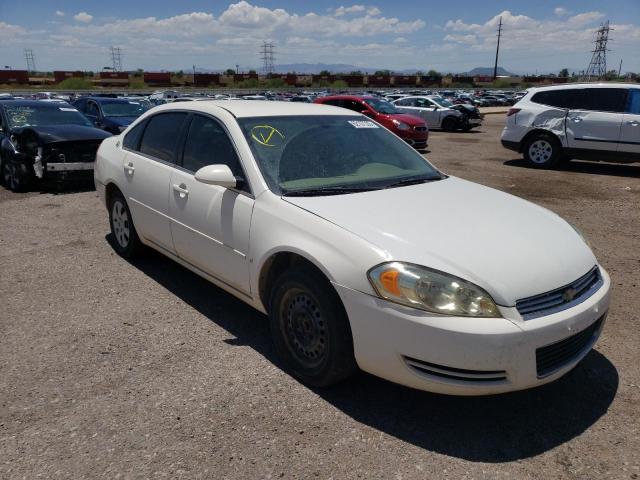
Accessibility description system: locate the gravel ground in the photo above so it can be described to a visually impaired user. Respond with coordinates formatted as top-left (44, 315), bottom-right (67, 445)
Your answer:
top-left (1, 115), bottom-right (639, 479)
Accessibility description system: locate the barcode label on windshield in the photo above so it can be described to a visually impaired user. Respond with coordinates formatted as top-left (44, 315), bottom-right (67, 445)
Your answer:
top-left (348, 120), bottom-right (378, 129)
top-left (59, 107), bottom-right (78, 112)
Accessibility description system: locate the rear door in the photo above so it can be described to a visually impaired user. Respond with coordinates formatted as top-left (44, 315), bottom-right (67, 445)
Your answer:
top-left (619, 88), bottom-right (640, 156)
top-left (123, 112), bottom-right (188, 253)
top-left (566, 87), bottom-right (626, 153)
top-left (168, 113), bottom-right (253, 294)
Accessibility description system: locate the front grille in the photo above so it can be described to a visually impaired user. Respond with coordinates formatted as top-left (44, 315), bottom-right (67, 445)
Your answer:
top-left (413, 126), bottom-right (427, 131)
top-left (45, 141), bottom-right (101, 164)
top-left (516, 266), bottom-right (602, 319)
top-left (536, 315), bottom-right (604, 377)
top-left (404, 356), bottom-right (507, 383)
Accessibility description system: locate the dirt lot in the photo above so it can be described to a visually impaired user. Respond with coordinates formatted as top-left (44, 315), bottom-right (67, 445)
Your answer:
top-left (1, 115), bottom-right (639, 479)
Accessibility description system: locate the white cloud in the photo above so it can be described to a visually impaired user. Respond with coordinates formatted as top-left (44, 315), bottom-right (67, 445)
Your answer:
top-left (74, 12), bottom-right (93, 23)
top-left (55, 10), bottom-right (65, 17)
top-left (554, 7), bottom-right (570, 17)
top-left (367, 7), bottom-right (381, 16)
top-left (334, 5), bottom-right (366, 17)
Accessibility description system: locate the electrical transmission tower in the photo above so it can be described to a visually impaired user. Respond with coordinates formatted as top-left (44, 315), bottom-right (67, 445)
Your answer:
top-left (24, 49), bottom-right (36, 72)
top-left (493, 16), bottom-right (503, 79)
top-left (259, 42), bottom-right (276, 75)
top-left (585, 21), bottom-right (611, 81)
top-left (110, 46), bottom-right (123, 72)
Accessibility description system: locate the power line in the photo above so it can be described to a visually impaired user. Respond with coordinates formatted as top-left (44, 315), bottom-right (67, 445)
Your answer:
top-left (259, 42), bottom-right (276, 75)
top-left (493, 16), bottom-right (503, 79)
top-left (585, 21), bottom-right (611, 81)
top-left (24, 49), bottom-right (36, 72)
top-left (110, 46), bottom-right (123, 72)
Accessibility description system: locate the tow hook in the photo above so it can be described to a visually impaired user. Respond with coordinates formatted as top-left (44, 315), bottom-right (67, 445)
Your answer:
top-left (33, 147), bottom-right (44, 179)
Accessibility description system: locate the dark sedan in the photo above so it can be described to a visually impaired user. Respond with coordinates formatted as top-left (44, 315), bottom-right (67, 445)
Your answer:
top-left (73, 97), bottom-right (149, 135)
top-left (0, 101), bottom-right (111, 191)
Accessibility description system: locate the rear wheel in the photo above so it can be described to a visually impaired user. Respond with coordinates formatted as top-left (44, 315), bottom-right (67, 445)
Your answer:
top-left (108, 190), bottom-right (143, 258)
top-left (523, 133), bottom-right (562, 168)
top-left (269, 267), bottom-right (357, 387)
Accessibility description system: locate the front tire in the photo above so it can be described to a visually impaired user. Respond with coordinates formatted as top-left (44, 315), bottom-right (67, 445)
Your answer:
top-left (441, 116), bottom-right (458, 132)
top-left (269, 267), bottom-right (357, 387)
top-left (2, 159), bottom-right (33, 192)
top-left (108, 190), bottom-right (143, 258)
top-left (523, 133), bottom-right (562, 168)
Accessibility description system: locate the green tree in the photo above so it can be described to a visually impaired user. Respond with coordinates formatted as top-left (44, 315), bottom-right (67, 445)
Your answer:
top-left (57, 77), bottom-right (93, 89)
top-left (225, 68), bottom-right (236, 75)
top-left (265, 77), bottom-right (285, 88)
top-left (175, 70), bottom-right (184, 78)
top-left (427, 69), bottom-right (441, 77)
top-left (330, 79), bottom-right (348, 89)
top-left (559, 68), bottom-right (569, 77)
top-left (374, 70), bottom-right (391, 76)
top-left (349, 70), bottom-right (363, 75)
top-left (248, 69), bottom-right (257, 75)
top-left (318, 70), bottom-right (331, 76)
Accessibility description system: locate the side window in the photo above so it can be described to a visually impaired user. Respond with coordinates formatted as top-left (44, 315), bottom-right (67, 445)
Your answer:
top-left (139, 112), bottom-right (188, 163)
top-left (395, 98), bottom-right (411, 106)
top-left (122, 120), bottom-right (146, 151)
top-left (342, 100), bottom-right (363, 112)
top-left (74, 99), bottom-right (86, 112)
top-left (626, 89), bottom-right (640, 114)
top-left (578, 88), bottom-right (628, 113)
top-left (323, 99), bottom-right (342, 107)
top-left (86, 102), bottom-right (100, 117)
top-left (182, 115), bottom-right (244, 183)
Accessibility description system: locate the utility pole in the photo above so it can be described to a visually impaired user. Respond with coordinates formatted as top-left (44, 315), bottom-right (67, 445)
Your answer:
top-left (110, 46), bottom-right (123, 72)
top-left (618, 59), bottom-right (623, 77)
top-left (192, 65), bottom-right (196, 86)
top-left (24, 49), bottom-right (36, 72)
top-left (585, 21), bottom-right (611, 81)
top-left (259, 41), bottom-right (276, 76)
top-left (493, 16), bottom-right (503, 80)
top-left (236, 64), bottom-right (239, 74)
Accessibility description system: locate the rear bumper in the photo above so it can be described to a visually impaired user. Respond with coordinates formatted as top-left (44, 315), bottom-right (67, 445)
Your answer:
top-left (501, 139), bottom-right (520, 152)
top-left (335, 267), bottom-right (611, 396)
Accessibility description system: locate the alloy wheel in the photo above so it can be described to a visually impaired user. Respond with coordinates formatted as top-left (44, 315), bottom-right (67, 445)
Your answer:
top-left (528, 139), bottom-right (553, 164)
top-left (111, 200), bottom-right (131, 248)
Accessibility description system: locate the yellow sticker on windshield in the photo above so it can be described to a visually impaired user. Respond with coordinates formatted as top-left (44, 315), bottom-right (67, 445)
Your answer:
top-left (251, 125), bottom-right (285, 147)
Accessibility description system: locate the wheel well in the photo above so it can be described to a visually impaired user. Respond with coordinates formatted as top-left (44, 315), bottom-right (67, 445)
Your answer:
top-left (104, 182), bottom-right (121, 208)
top-left (519, 129), bottom-right (562, 153)
top-left (258, 252), bottom-right (330, 311)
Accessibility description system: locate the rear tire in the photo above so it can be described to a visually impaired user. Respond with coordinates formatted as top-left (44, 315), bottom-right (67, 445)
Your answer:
top-left (441, 116), bottom-right (458, 132)
top-left (269, 267), bottom-right (357, 387)
top-left (108, 190), bottom-right (143, 258)
top-left (523, 133), bottom-right (562, 168)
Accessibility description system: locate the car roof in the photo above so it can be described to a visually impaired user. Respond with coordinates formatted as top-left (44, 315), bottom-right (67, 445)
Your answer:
top-left (0, 100), bottom-right (71, 108)
top-left (318, 95), bottom-right (376, 102)
top-left (148, 100), bottom-right (353, 118)
top-left (528, 82), bottom-right (640, 92)
top-left (81, 97), bottom-right (136, 103)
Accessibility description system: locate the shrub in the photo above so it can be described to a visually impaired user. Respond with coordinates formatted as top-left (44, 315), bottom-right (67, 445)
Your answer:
top-left (57, 77), bottom-right (93, 89)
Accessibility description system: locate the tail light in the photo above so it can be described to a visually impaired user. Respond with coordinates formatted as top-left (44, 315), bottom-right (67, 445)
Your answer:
top-left (507, 108), bottom-right (521, 117)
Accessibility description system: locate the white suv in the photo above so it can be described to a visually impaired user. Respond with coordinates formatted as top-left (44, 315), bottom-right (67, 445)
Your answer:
top-left (501, 83), bottom-right (640, 167)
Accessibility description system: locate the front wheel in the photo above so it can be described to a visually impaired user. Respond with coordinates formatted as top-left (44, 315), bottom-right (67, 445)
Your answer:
top-left (523, 134), bottom-right (562, 168)
top-left (441, 116), bottom-right (458, 132)
top-left (2, 159), bottom-right (33, 192)
top-left (108, 190), bottom-right (143, 258)
top-left (269, 267), bottom-right (357, 387)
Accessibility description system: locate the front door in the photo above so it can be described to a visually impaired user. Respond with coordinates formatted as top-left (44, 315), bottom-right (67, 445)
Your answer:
top-left (619, 88), bottom-right (640, 156)
top-left (168, 114), bottom-right (253, 294)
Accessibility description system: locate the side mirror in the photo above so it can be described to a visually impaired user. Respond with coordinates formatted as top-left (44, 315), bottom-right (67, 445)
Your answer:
top-left (194, 164), bottom-right (237, 188)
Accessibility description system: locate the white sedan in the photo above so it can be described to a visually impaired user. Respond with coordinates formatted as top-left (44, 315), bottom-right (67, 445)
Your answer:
top-left (94, 101), bottom-right (610, 395)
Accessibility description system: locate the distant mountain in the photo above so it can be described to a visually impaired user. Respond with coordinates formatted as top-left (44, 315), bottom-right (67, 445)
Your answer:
top-left (465, 66), bottom-right (514, 76)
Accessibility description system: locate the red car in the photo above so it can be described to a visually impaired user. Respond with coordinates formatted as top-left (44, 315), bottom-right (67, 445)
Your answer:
top-left (314, 95), bottom-right (428, 149)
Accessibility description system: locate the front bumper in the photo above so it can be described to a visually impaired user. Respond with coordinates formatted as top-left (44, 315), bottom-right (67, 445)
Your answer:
top-left (46, 162), bottom-right (95, 172)
top-left (335, 267), bottom-right (611, 395)
top-left (501, 139), bottom-right (520, 152)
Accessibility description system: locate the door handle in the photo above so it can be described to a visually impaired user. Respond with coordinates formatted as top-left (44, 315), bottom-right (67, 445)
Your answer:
top-left (124, 162), bottom-right (135, 175)
top-left (627, 120), bottom-right (639, 127)
top-left (172, 183), bottom-right (189, 198)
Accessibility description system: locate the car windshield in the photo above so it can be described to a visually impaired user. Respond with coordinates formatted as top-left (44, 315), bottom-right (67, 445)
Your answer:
top-left (238, 115), bottom-right (443, 196)
top-left (100, 101), bottom-right (149, 117)
top-left (430, 96), bottom-right (454, 108)
top-left (4, 105), bottom-right (92, 128)
top-left (363, 98), bottom-right (399, 114)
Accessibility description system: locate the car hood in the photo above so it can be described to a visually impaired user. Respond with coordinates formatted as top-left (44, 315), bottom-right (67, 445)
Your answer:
top-left (379, 113), bottom-right (426, 126)
top-left (103, 116), bottom-right (137, 127)
top-left (283, 177), bottom-right (597, 306)
top-left (12, 125), bottom-right (111, 144)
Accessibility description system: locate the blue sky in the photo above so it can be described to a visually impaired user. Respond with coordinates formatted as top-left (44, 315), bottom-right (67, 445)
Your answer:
top-left (1, 1), bottom-right (639, 74)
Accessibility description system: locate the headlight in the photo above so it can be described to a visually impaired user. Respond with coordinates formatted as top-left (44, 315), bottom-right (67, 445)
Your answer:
top-left (392, 119), bottom-right (410, 131)
top-left (368, 262), bottom-right (500, 317)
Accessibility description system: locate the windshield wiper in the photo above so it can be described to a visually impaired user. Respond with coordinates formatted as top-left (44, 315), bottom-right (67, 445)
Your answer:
top-left (383, 175), bottom-right (444, 189)
top-left (282, 186), bottom-right (376, 197)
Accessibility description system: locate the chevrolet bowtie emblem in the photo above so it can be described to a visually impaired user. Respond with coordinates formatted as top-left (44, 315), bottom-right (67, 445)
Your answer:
top-left (562, 287), bottom-right (578, 302)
